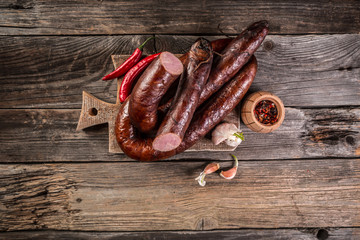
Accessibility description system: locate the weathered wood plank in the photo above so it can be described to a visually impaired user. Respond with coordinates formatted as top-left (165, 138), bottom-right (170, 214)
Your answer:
top-left (0, 159), bottom-right (359, 231)
top-left (0, 35), bottom-right (154, 108)
top-left (156, 34), bottom-right (360, 107)
top-left (0, 108), bottom-right (359, 162)
top-left (0, 0), bottom-right (359, 35)
top-left (1, 35), bottom-right (359, 108)
top-left (1, 228), bottom-right (359, 240)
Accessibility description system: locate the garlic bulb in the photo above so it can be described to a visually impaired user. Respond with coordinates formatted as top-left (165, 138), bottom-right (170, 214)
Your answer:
top-left (212, 123), bottom-right (243, 147)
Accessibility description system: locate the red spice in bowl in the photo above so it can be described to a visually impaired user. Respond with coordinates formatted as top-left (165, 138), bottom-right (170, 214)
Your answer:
top-left (241, 91), bottom-right (285, 133)
top-left (254, 100), bottom-right (278, 125)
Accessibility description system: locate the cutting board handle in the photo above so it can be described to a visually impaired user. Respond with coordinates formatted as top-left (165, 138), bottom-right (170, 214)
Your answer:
top-left (76, 91), bottom-right (118, 131)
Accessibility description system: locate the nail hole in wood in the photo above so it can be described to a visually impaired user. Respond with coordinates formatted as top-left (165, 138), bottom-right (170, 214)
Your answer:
top-left (76, 198), bottom-right (82, 203)
top-left (316, 229), bottom-right (329, 240)
top-left (89, 108), bottom-right (98, 116)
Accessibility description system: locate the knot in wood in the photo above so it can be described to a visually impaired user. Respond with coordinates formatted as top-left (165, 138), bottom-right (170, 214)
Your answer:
top-left (263, 40), bottom-right (274, 51)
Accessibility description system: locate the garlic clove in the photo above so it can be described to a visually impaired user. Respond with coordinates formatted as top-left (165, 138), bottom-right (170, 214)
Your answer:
top-left (220, 167), bottom-right (238, 179)
top-left (203, 162), bottom-right (220, 175)
top-left (195, 174), bottom-right (206, 187)
top-left (220, 155), bottom-right (239, 180)
top-left (195, 162), bottom-right (220, 187)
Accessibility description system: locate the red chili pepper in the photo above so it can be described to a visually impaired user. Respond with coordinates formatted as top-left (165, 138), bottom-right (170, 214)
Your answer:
top-left (119, 52), bottom-right (161, 102)
top-left (102, 37), bottom-right (155, 81)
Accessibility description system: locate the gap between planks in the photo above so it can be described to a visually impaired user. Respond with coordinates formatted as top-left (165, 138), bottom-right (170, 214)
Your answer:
top-left (0, 228), bottom-right (359, 239)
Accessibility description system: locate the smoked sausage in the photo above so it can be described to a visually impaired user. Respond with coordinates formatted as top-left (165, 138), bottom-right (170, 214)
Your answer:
top-left (129, 52), bottom-right (183, 133)
top-left (153, 38), bottom-right (213, 152)
top-left (115, 56), bottom-right (257, 161)
top-left (177, 56), bottom-right (258, 152)
top-left (158, 37), bottom-right (233, 113)
top-left (115, 99), bottom-right (176, 161)
top-left (198, 20), bottom-right (268, 106)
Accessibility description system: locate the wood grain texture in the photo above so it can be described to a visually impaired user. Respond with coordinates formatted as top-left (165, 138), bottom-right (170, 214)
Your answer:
top-left (1, 228), bottom-right (359, 240)
top-left (1, 0), bottom-right (359, 236)
top-left (156, 34), bottom-right (360, 107)
top-left (0, 159), bottom-right (359, 231)
top-left (0, 108), bottom-right (359, 162)
top-left (0, 35), bottom-right (154, 108)
top-left (1, 34), bottom-right (359, 108)
top-left (0, 0), bottom-right (359, 35)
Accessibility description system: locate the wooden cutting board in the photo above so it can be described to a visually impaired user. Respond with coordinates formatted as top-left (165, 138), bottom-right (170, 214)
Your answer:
top-left (77, 55), bottom-right (240, 153)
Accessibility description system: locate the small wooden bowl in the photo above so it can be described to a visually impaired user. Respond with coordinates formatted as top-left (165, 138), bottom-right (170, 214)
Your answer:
top-left (241, 91), bottom-right (285, 133)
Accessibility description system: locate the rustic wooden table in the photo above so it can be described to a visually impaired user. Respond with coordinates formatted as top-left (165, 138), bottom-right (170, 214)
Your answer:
top-left (1, 1), bottom-right (360, 239)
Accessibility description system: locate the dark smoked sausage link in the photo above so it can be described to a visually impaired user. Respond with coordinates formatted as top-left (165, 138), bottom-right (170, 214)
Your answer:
top-left (129, 52), bottom-right (183, 133)
top-left (198, 20), bottom-right (268, 106)
top-left (177, 56), bottom-right (258, 153)
top-left (115, 56), bottom-right (257, 161)
top-left (210, 38), bottom-right (233, 53)
top-left (176, 37), bottom-right (232, 64)
top-left (153, 38), bottom-right (213, 152)
top-left (158, 38), bottom-right (233, 114)
top-left (116, 99), bottom-right (176, 161)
